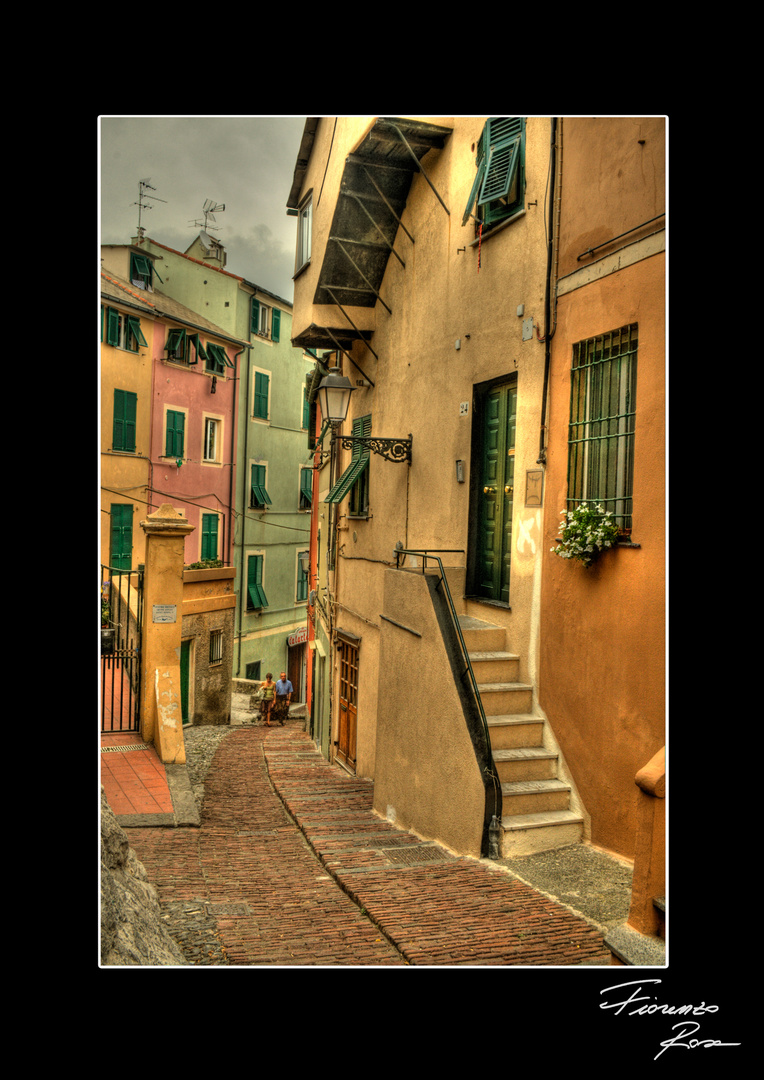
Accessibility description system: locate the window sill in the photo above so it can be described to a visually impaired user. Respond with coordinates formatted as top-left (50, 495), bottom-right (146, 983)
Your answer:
top-left (467, 208), bottom-right (526, 246)
top-left (292, 258), bottom-right (312, 282)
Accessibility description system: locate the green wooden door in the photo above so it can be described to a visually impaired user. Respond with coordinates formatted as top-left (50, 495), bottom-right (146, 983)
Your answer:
top-left (476, 384), bottom-right (516, 603)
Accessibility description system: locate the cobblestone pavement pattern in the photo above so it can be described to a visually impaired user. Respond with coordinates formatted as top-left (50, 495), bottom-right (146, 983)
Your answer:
top-left (128, 724), bottom-right (615, 966)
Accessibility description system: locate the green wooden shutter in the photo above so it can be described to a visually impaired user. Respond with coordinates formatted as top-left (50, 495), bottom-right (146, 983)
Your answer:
top-left (247, 555), bottom-right (268, 608)
top-left (106, 307), bottom-right (120, 346)
top-left (251, 298), bottom-right (260, 335)
top-left (166, 328), bottom-right (186, 359)
top-left (166, 410), bottom-right (185, 458)
top-left (126, 316), bottom-right (148, 350)
top-left (479, 117), bottom-right (523, 206)
top-left (300, 467), bottom-right (313, 508)
top-left (201, 514), bottom-right (219, 560)
top-left (251, 464), bottom-right (272, 507)
top-left (271, 308), bottom-right (281, 342)
top-left (110, 504), bottom-right (133, 570)
top-left (113, 390), bottom-right (137, 452)
top-left (254, 372), bottom-right (269, 419)
top-left (325, 415), bottom-right (371, 504)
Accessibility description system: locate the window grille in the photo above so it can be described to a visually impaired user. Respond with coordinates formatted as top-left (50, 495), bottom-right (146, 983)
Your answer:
top-left (567, 324), bottom-right (637, 532)
top-left (209, 628), bottom-right (223, 664)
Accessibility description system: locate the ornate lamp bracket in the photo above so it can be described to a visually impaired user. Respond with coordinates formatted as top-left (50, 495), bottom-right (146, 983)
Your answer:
top-left (337, 434), bottom-right (412, 464)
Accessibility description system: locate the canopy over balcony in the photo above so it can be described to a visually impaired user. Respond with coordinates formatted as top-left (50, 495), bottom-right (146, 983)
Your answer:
top-left (291, 117), bottom-right (452, 354)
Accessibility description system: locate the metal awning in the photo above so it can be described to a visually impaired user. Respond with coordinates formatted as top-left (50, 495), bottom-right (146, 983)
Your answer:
top-left (292, 117), bottom-right (452, 353)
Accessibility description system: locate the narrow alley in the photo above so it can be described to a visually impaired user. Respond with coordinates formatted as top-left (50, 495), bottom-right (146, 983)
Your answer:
top-left (124, 723), bottom-right (615, 967)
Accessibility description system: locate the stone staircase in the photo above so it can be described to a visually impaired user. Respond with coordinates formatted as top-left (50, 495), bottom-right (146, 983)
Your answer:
top-left (458, 615), bottom-right (584, 858)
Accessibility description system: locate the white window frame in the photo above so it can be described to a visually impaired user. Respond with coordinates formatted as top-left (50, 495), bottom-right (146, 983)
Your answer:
top-left (203, 414), bottom-right (223, 464)
top-left (297, 195), bottom-right (312, 270)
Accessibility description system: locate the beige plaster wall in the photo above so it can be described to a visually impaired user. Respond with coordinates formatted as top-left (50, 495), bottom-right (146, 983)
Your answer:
top-left (373, 568), bottom-right (486, 856)
top-left (299, 117), bottom-right (556, 786)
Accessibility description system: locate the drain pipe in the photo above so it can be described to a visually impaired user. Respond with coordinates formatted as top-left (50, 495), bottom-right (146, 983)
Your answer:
top-left (537, 117), bottom-right (559, 465)
top-left (237, 347), bottom-right (252, 678)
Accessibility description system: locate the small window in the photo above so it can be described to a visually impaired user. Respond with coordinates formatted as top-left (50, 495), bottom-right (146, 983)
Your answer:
top-left (103, 307), bottom-right (147, 352)
top-left (201, 514), bottom-right (219, 560)
top-left (247, 554), bottom-right (268, 610)
top-left (246, 660), bottom-right (261, 681)
top-left (206, 342), bottom-right (232, 374)
top-left (204, 418), bottom-right (220, 463)
top-left (297, 196), bottom-right (312, 270)
top-left (251, 298), bottom-right (271, 337)
top-left (253, 371), bottom-right (270, 420)
top-left (166, 328), bottom-right (187, 362)
top-left (299, 467), bottom-right (313, 510)
top-left (567, 324), bottom-right (638, 532)
top-left (250, 464), bottom-right (272, 509)
top-left (110, 504), bottom-right (133, 570)
top-left (463, 117), bottom-right (525, 230)
top-left (113, 389), bottom-right (137, 453)
top-left (296, 558), bottom-right (309, 602)
top-left (326, 414), bottom-right (371, 515)
top-left (165, 409), bottom-right (185, 459)
top-left (130, 253), bottom-right (155, 290)
top-left (209, 628), bottom-right (224, 665)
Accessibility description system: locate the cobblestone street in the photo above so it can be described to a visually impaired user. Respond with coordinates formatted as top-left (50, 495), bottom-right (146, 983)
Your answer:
top-left (127, 725), bottom-right (613, 966)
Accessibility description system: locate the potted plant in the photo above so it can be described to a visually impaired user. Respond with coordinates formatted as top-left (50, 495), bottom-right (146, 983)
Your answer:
top-left (551, 503), bottom-right (620, 568)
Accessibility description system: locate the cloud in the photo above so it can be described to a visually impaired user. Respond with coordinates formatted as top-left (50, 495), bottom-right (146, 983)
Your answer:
top-left (99, 115), bottom-right (307, 300)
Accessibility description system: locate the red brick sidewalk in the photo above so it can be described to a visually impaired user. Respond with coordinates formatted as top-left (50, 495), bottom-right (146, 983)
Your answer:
top-left (128, 726), bottom-right (610, 966)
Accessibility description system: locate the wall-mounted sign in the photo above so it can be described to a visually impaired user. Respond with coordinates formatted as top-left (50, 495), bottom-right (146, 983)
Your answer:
top-left (152, 604), bottom-right (177, 624)
top-left (525, 470), bottom-right (544, 508)
top-left (288, 625), bottom-right (308, 647)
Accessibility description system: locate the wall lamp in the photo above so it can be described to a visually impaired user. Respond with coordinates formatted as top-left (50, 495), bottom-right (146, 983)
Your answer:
top-left (316, 367), bottom-right (413, 464)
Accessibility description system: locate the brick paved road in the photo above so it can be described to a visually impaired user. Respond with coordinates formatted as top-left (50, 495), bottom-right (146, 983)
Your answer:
top-left (129, 726), bottom-right (611, 966)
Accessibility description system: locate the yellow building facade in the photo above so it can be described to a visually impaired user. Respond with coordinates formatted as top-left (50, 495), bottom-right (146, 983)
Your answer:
top-left (291, 117), bottom-right (558, 855)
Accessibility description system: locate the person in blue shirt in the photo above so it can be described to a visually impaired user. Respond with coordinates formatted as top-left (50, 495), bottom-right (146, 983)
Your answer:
top-left (274, 672), bottom-right (293, 726)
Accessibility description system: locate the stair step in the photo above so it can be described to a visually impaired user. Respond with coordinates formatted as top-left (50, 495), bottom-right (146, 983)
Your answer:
top-left (493, 746), bottom-right (558, 782)
top-left (487, 714), bottom-right (544, 749)
top-left (500, 777), bottom-right (571, 815)
top-left (459, 616), bottom-right (506, 652)
top-left (478, 682), bottom-right (533, 716)
top-left (468, 651), bottom-right (520, 681)
top-left (500, 809), bottom-right (585, 857)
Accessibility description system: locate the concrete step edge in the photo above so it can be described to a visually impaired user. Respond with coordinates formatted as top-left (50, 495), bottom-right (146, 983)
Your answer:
top-left (478, 682), bottom-right (534, 692)
top-left (493, 747), bottom-right (558, 761)
top-left (501, 809), bottom-right (584, 830)
top-left (468, 651), bottom-right (520, 661)
top-left (501, 778), bottom-right (571, 795)
top-left (487, 714), bottom-right (544, 726)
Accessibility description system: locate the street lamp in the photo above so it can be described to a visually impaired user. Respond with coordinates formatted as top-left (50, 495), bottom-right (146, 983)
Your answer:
top-left (316, 366), bottom-right (356, 424)
top-left (299, 550), bottom-right (311, 576)
top-left (316, 367), bottom-right (413, 464)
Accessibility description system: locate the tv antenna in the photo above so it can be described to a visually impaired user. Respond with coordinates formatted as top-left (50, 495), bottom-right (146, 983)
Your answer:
top-left (133, 179), bottom-right (167, 232)
top-left (190, 199), bottom-right (226, 231)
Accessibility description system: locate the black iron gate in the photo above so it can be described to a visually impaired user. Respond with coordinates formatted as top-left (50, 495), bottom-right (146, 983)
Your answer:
top-left (101, 565), bottom-right (143, 733)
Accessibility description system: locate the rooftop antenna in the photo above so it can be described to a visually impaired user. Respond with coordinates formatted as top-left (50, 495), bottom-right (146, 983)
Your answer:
top-left (190, 199), bottom-right (226, 231)
top-left (133, 178), bottom-right (166, 232)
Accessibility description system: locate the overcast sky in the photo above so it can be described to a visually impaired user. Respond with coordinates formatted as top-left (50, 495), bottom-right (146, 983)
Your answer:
top-left (99, 115), bottom-right (308, 302)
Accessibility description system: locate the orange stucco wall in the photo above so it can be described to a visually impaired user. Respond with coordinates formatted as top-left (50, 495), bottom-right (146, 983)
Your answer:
top-left (539, 251), bottom-right (665, 859)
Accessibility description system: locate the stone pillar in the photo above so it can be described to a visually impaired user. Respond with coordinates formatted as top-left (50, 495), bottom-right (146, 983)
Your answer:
top-left (139, 504), bottom-right (194, 763)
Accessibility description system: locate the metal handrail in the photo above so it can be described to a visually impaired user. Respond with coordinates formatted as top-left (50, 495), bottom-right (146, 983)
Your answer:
top-left (393, 548), bottom-right (493, 766)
